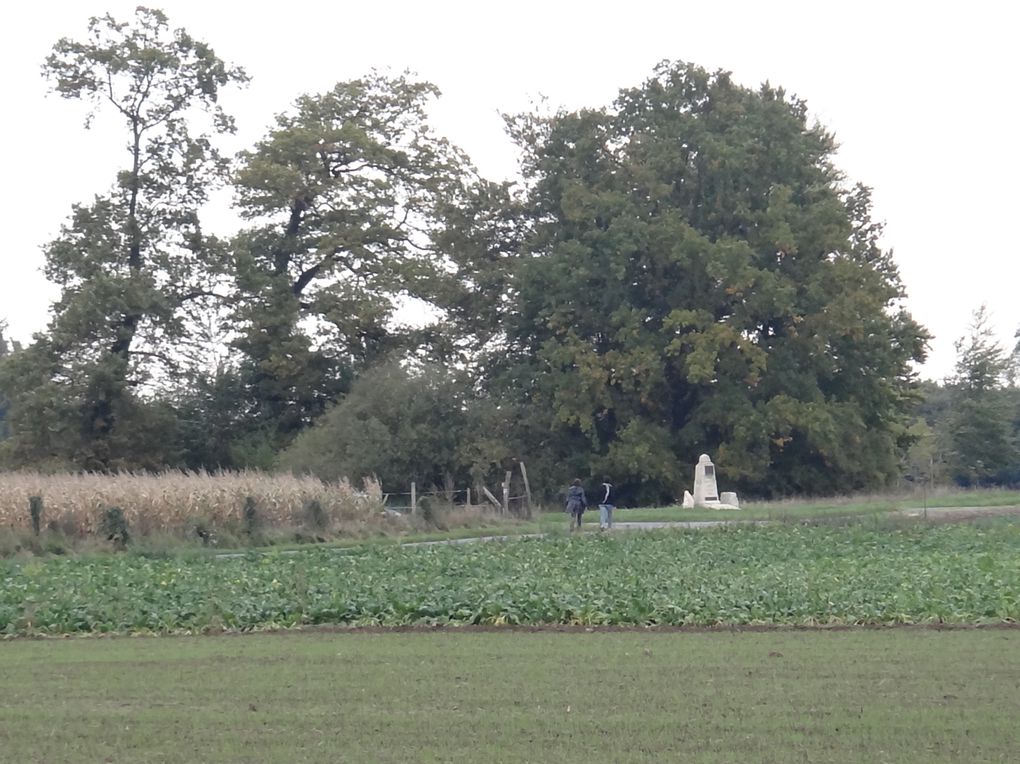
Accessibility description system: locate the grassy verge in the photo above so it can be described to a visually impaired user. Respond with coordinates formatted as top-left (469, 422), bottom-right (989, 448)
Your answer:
top-left (231, 487), bottom-right (1020, 538)
top-left (1, 629), bottom-right (1017, 763)
top-left (5, 485), bottom-right (1019, 559)
top-left (588, 502), bottom-right (894, 524)
top-left (0, 504), bottom-right (535, 559)
top-left (195, 518), bottom-right (551, 558)
top-left (596, 487), bottom-right (1020, 524)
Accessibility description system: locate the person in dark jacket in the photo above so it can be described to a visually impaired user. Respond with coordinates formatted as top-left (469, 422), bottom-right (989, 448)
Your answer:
top-left (565, 478), bottom-right (587, 530)
top-left (597, 476), bottom-right (616, 530)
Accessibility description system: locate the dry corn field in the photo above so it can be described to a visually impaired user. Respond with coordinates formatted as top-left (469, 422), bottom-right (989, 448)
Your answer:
top-left (0, 471), bottom-right (385, 538)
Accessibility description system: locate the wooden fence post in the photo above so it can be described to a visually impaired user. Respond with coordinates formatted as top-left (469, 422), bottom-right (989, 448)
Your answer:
top-left (410, 481), bottom-right (416, 515)
top-left (502, 470), bottom-right (511, 515)
top-left (466, 487), bottom-right (471, 508)
top-left (519, 461), bottom-right (533, 518)
top-left (481, 486), bottom-right (502, 511)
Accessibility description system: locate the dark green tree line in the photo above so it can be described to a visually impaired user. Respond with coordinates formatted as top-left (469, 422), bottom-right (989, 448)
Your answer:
top-left (943, 306), bottom-right (1019, 485)
top-left (0, 321), bottom-right (17, 441)
top-left (909, 308), bottom-right (1020, 489)
top-left (2, 11), bottom-right (947, 500)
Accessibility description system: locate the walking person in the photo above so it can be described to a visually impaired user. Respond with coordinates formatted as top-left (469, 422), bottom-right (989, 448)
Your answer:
top-left (597, 476), bottom-right (616, 530)
top-left (565, 478), bottom-right (587, 531)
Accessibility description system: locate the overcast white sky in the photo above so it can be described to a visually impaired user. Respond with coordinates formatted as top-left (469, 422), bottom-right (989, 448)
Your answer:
top-left (2, 0), bottom-right (1017, 379)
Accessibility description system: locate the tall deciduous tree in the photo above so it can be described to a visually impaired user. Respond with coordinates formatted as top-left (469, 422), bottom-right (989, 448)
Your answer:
top-left (946, 305), bottom-right (1018, 485)
top-left (228, 72), bottom-right (468, 444)
top-left (0, 320), bottom-right (17, 442)
top-left (0, 8), bottom-right (246, 469)
top-left (498, 61), bottom-right (928, 500)
top-left (430, 178), bottom-right (531, 364)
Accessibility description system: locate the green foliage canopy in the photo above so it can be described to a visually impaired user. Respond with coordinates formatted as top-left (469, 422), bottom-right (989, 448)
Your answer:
top-left (0, 7), bottom-right (247, 469)
top-left (945, 306), bottom-right (1019, 485)
top-left (227, 73), bottom-right (469, 443)
top-left (2, 20), bottom-right (945, 498)
top-left (280, 361), bottom-right (469, 491)
top-left (496, 62), bottom-right (928, 499)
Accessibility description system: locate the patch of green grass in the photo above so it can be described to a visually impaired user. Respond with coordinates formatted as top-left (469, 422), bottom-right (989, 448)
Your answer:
top-left (898, 489), bottom-right (1020, 509)
top-left (0, 629), bottom-right (1017, 763)
top-left (0, 505), bottom-right (538, 560)
top-left (593, 502), bottom-right (895, 523)
top-left (168, 487), bottom-right (1020, 544)
top-left (200, 520), bottom-right (547, 556)
top-left (592, 486), bottom-right (1020, 524)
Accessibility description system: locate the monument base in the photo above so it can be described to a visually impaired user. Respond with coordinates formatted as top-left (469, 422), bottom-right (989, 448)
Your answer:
top-left (682, 455), bottom-right (741, 509)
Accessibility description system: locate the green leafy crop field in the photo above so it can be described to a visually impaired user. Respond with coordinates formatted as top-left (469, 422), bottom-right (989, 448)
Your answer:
top-left (4, 520), bottom-right (1020, 636)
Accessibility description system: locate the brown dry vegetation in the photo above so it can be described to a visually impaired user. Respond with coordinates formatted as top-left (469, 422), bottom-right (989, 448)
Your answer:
top-left (0, 470), bottom-right (386, 538)
top-left (0, 471), bottom-right (517, 555)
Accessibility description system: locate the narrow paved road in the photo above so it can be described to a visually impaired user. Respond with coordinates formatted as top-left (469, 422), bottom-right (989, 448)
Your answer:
top-left (609, 520), bottom-right (766, 530)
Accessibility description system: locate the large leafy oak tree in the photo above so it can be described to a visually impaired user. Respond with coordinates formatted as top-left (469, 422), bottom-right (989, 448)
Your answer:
top-left (496, 61), bottom-right (928, 500)
top-left (227, 73), bottom-right (469, 443)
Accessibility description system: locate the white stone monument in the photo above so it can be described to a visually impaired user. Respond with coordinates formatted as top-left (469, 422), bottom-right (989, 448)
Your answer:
top-left (687, 454), bottom-right (740, 509)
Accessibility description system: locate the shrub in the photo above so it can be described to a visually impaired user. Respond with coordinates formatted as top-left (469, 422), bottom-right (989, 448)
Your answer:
top-left (99, 506), bottom-right (130, 550)
top-left (242, 496), bottom-right (259, 537)
top-left (28, 496), bottom-right (43, 536)
top-left (303, 499), bottom-right (327, 532)
top-left (417, 497), bottom-right (447, 531)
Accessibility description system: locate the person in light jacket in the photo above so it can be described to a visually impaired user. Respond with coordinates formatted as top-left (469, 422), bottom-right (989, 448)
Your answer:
top-left (597, 476), bottom-right (616, 530)
top-left (565, 478), bottom-right (587, 531)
